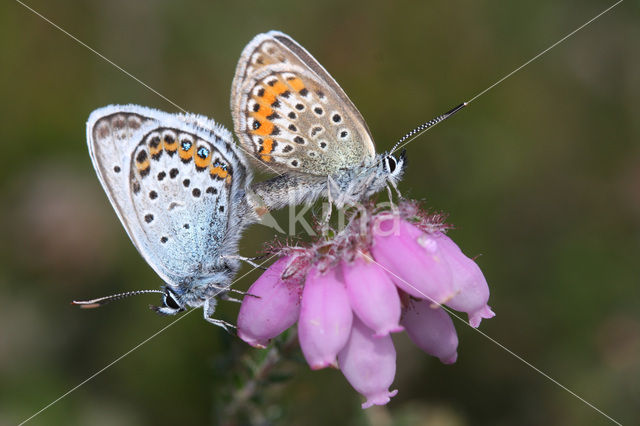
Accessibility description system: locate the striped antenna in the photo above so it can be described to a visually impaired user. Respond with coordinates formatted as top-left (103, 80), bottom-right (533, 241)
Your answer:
top-left (391, 102), bottom-right (468, 154)
top-left (72, 289), bottom-right (164, 309)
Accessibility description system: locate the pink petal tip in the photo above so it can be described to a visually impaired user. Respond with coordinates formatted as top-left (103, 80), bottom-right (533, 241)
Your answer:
top-left (361, 389), bottom-right (398, 409)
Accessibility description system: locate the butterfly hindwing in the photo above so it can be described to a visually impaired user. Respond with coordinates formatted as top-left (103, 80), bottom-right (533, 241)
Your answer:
top-left (231, 31), bottom-right (376, 176)
top-left (87, 105), bottom-right (250, 288)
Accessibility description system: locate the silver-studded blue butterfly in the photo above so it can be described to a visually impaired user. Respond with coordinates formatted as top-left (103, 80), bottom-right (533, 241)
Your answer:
top-left (80, 105), bottom-right (254, 330)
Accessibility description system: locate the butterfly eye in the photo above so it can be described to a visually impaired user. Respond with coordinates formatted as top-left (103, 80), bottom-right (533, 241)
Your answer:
top-left (383, 156), bottom-right (397, 174)
top-left (163, 291), bottom-right (181, 310)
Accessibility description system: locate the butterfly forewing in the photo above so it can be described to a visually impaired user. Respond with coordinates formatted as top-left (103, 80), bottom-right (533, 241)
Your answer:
top-left (231, 31), bottom-right (375, 176)
top-left (87, 105), bottom-right (249, 287)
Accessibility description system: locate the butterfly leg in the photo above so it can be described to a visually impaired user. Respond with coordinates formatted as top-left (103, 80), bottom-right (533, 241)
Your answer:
top-left (320, 176), bottom-right (338, 234)
top-left (228, 288), bottom-right (261, 298)
top-left (221, 255), bottom-right (267, 270)
top-left (219, 293), bottom-right (243, 304)
top-left (386, 184), bottom-right (396, 209)
top-left (203, 298), bottom-right (236, 333)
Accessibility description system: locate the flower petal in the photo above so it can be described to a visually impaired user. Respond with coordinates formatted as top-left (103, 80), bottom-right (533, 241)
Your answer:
top-left (237, 257), bottom-right (302, 348)
top-left (342, 256), bottom-right (403, 337)
top-left (338, 316), bottom-right (398, 409)
top-left (402, 299), bottom-right (459, 364)
top-left (298, 267), bottom-right (353, 369)
top-left (371, 215), bottom-right (455, 304)
top-left (433, 232), bottom-right (495, 327)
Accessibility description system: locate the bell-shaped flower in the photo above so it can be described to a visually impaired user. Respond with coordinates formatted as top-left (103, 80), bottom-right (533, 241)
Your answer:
top-left (402, 299), bottom-right (459, 364)
top-left (237, 257), bottom-right (303, 348)
top-left (431, 232), bottom-right (495, 327)
top-left (371, 215), bottom-right (455, 304)
top-left (338, 316), bottom-right (398, 409)
top-left (298, 267), bottom-right (353, 369)
top-left (342, 255), bottom-right (403, 337)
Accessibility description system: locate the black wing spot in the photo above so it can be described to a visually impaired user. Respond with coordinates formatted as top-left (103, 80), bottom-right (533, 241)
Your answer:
top-left (299, 88), bottom-right (309, 96)
top-left (183, 179), bottom-right (190, 187)
top-left (169, 168), bottom-right (179, 178)
top-left (283, 145), bottom-right (293, 153)
top-left (192, 188), bottom-right (201, 197)
top-left (149, 136), bottom-right (161, 148)
top-left (332, 114), bottom-right (342, 123)
top-left (157, 171), bottom-right (166, 181)
top-left (219, 205), bottom-right (225, 212)
top-left (252, 103), bottom-right (260, 112)
top-left (113, 166), bottom-right (121, 173)
top-left (294, 136), bottom-right (305, 144)
top-left (288, 112), bottom-right (296, 119)
top-left (160, 236), bottom-right (168, 243)
top-left (149, 191), bottom-right (158, 200)
top-left (314, 107), bottom-right (323, 115)
top-left (183, 223), bottom-right (190, 229)
top-left (288, 124), bottom-right (297, 132)
top-left (144, 214), bottom-right (154, 223)
top-left (206, 187), bottom-right (217, 194)
top-left (136, 150), bottom-right (148, 163)
top-left (295, 103), bottom-right (304, 111)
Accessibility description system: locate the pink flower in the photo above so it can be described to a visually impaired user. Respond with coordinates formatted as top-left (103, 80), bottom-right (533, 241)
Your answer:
top-left (237, 256), bottom-right (302, 348)
top-left (342, 255), bottom-right (403, 337)
top-left (432, 232), bottom-right (495, 327)
top-left (298, 266), bottom-right (353, 369)
top-left (338, 316), bottom-right (398, 408)
top-left (402, 299), bottom-right (459, 364)
top-left (237, 200), bottom-right (495, 409)
top-left (370, 215), bottom-right (456, 304)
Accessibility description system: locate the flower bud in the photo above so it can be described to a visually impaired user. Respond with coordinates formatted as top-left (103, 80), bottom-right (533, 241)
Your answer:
top-left (342, 256), bottom-right (403, 337)
top-left (402, 299), bottom-right (459, 364)
top-left (371, 215), bottom-right (455, 304)
top-left (237, 257), bottom-right (302, 348)
top-left (432, 232), bottom-right (495, 327)
top-left (338, 316), bottom-right (398, 409)
top-left (298, 267), bottom-right (353, 369)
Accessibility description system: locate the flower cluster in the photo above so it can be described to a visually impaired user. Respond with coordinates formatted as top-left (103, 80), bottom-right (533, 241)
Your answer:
top-left (237, 201), bottom-right (495, 409)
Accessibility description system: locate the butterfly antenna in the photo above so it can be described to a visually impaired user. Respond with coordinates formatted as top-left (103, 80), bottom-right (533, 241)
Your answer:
top-left (390, 102), bottom-right (468, 154)
top-left (72, 289), bottom-right (164, 309)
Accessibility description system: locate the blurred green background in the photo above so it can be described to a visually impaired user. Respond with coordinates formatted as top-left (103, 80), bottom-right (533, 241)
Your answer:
top-left (1, 0), bottom-right (638, 424)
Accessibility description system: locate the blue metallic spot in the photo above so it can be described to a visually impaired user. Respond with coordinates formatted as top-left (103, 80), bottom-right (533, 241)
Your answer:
top-left (197, 147), bottom-right (209, 158)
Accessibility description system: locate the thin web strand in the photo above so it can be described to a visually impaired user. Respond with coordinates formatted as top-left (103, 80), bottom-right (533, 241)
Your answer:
top-left (393, 0), bottom-right (623, 154)
top-left (14, 0), bottom-right (283, 177)
top-left (360, 252), bottom-right (622, 426)
top-left (18, 255), bottom-right (277, 425)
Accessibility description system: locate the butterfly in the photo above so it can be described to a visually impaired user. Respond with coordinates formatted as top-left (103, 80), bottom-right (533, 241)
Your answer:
top-left (230, 31), bottom-right (408, 214)
top-left (78, 105), bottom-right (256, 330)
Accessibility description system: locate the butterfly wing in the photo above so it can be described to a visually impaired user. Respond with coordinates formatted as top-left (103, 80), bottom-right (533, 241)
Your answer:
top-left (87, 105), bottom-right (251, 287)
top-left (231, 31), bottom-right (375, 176)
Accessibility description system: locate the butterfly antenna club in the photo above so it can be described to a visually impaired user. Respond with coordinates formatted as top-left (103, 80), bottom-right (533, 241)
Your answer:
top-left (391, 102), bottom-right (468, 154)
